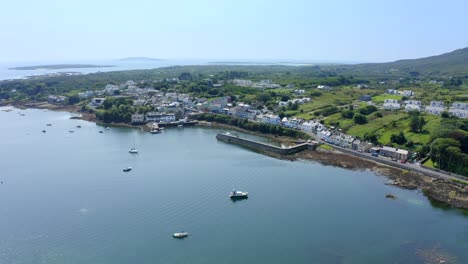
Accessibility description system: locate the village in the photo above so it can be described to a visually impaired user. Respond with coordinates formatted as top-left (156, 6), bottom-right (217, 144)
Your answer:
top-left (41, 77), bottom-right (466, 165)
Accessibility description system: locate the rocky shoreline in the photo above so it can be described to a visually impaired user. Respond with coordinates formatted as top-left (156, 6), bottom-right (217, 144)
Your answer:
top-left (2, 102), bottom-right (468, 210)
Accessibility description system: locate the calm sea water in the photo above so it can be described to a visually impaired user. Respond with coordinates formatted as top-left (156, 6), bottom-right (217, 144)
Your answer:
top-left (0, 107), bottom-right (467, 264)
top-left (0, 60), bottom-right (210, 81)
top-left (0, 59), bottom-right (310, 81)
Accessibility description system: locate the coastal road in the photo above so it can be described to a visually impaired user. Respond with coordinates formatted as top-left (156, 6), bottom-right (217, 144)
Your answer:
top-left (303, 131), bottom-right (468, 183)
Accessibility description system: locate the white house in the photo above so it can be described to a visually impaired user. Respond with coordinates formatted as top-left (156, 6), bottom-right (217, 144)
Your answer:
top-left (383, 99), bottom-right (401, 110)
top-left (317, 85), bottom-right (332, 91)
top-left (405, 100), bottom-right (421, 105)
top-left (448, 109), bottom-right (468, 119)
top-left (447, 102), bottom-right (468, 118)
top-left (405, 104), bottom-right (421, 112)
top-left (91, 98), bottom-right (106, 107)
top-left (293, 89), bottom-right (305, 95)
top-left (261, 114), bottom-right (281, 125)
top-left (145, 112), bottom-right (176, 123)
top-left (105, 84), bottom-right (119, 94)
top-left (386, 89), bottom-right (398, 95)
top-left (425, 101), bottom-right (445, 115)
top-left (131, 114), bottom-right (145, 124)
top-left (451, 102), bottom-right (468, 110)
top-left (401, 90), bottom-right (414, 97)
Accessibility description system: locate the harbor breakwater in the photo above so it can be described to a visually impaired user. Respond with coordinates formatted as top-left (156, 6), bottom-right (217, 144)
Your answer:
top-left (216, 132), bottom-right (317, 155)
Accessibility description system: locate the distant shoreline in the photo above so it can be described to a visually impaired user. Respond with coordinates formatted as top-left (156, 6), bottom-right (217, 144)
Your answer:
top-left (9, 64), bottom-right (116, 70)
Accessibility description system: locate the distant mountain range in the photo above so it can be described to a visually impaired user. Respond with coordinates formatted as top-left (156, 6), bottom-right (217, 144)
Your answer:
top-left (347, 47), bottom-right (468, 76)
top-left (119, 57), bottom-right (163, 62)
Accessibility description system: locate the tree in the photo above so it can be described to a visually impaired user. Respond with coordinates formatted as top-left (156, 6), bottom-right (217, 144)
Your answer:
top-left (418, 116), bottom-right (427, 132)
top-left (179, 72), bottom-right (192, 81)
top-left (68, 95), bottom-right (80, 105)
top-left (280, 95), bottom-right (290, 102)
top-left (441, 111), bottom-right (450, 118)
top-left (341, 110), bottom-right (354, 119)
top-left (353, 114), bottom-right (368, 124)
top-left (257, 93), bottom-right (272, 104)
top-left (390, 131), bottom-right (407, 145)
top-left (290, 101), bottom-right (299, 110)
top-left (409, 115), bottom-right (421, 132)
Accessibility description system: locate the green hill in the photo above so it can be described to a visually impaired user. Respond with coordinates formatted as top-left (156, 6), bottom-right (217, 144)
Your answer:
top-left (347, 47), bottom-right (468, 76)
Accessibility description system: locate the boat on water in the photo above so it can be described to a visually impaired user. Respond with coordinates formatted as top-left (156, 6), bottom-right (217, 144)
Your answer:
top-left (106, 127), bottom-right (110, 130)
top-left (76, 125), bottom-right (81, 128)
top-left (177, 124), bottom-right (183, 128)
top-left (173, 232), bottom-right (190, 239)
top-left (42, 130), bottom-right (46, 133)
top-left (149, 129), bottom-right (160, 134)
top-left (99, 131), bottom-right (103, 133)
top-left (129, 148), bottom-right (139, 154)
top-left (230, 190), bottom-right (248, 199)
top-left (123, 167), bottom-right (132, 172)
top-left (46, 124), bottom-right (52, 126)
top-left (69, 130), bottom-right (74, 133)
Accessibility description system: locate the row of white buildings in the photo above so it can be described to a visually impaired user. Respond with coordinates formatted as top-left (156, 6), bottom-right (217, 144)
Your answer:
top-left (382, 99), bottom-right (468, 118)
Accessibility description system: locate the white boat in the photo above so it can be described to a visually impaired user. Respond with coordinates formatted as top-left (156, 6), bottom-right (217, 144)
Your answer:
top-left (177, 124), bottom-right (183, 128)
top-left (106, 127), bottom-right (110, 130)
top-left (129, 148), bottom-right (139, 154)
top-left (173, 232), bottom-right (189, 238)
top-left (149, 129), bottom-right (160, 134)
top-left (230, 190), bottom-right (248, 199)
top-left (123, 166), bottom-right (132, 172)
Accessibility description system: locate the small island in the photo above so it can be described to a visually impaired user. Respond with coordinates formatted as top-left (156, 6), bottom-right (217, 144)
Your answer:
top-left (9, 64), bottom-right (115, 70)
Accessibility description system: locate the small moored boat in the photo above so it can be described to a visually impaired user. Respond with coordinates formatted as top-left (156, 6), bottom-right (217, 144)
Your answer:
top-left (46, 124), bottom-right (52, 126)
top-left (42, 130), bottom-right (46, 133)
top-left (76, 125), bottom-right (81, 128)
top-left (173, 232), bottom-right (190, 239)
top-left (99, 131), bottom-right (103, 133)
top-left (123, 167), bottom-right (132, 172)
top-left (106, 127), bottom-right (110, 130)
top-left (230, 190), bottom-right (248, 199)
top-left (149, 129), bottom-right (160, 134)
top-left (129, 148), bottom-right (139, 154)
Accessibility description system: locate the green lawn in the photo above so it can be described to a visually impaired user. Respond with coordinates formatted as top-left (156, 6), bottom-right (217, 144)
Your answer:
top-left (346, 111), bottom-right (407, 139)
top-left (423, 159), bottom-right (435, 168)
top-left (318, 144), bottom-right (334, 150)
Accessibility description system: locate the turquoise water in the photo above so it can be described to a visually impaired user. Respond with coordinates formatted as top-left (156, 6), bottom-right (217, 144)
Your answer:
top-left (0, 107), bottom-right (467, 264)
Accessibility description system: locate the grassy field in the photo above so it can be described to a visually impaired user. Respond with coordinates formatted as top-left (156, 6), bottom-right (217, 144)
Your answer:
top-left (345, 111), bottom-right (407, 138)
top-left (318, 144), bottom-right (334, 150)
top-left (423, 159), bottom-right (435, 168)
top-left (320, 108), bottom-right (441, 147)
top-left (295, 87), bottom-right (373, 119)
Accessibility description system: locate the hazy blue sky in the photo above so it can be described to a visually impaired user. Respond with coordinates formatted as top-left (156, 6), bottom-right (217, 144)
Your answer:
top-left (1, 0), bottom-right (468, 63)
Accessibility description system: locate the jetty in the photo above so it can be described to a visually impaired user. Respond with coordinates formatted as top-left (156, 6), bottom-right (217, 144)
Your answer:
top-left (216, 132), bottom-right (317, 155)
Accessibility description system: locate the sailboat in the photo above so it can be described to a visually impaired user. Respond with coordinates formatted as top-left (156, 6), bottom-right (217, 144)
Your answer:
top-left (129, 139), bottom-right (139, 153)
